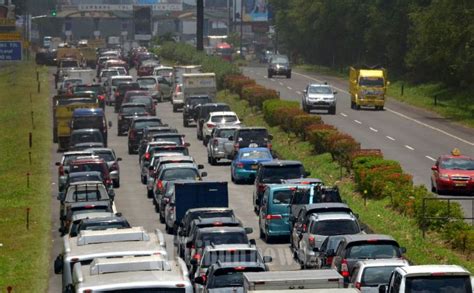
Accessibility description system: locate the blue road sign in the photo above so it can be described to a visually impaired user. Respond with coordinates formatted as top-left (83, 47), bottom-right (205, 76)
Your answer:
top-left (0, 41), bottom-right (22, 61)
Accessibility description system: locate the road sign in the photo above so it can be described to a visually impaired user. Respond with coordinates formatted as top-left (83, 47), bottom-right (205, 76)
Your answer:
top-left (0, 32), bottom-right (21, 40)
top-left (93, 30), bottom-right (100, 37)
top-left (65, 31), bottom-right (72, 37)
top-left (0, 41), bottom-right (22, 61)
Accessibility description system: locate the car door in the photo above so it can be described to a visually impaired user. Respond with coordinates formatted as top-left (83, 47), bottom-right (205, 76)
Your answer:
top-left (259, 189), bottom-right (270, 230)
top-left (158, 77), bottom-right (172, 99)
top-left (431, 159), bottom-right (440, 189)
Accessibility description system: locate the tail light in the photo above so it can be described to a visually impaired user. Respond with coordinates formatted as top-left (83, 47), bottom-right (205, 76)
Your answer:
top-left (156, 180), bottom-right (163, 191)
top-left (258, 183), bottom-right (266, 193)
top-left (234, 143), bottom-right (240, 151)
top-left (212, 139), bottom-right (219, 147)
top-left (145, 152), bottom-right (151, 160)
top-left (193, 253), bottom-right (201, 261)
top-left (110, 162), bottom-right (119, 171)
top-left (302, 224), bottom-right (307, 232)
top-left (265, 214), bottom-right (282, 220)
top-left (206, 123), bottom-right (215, 128)
top-left (58, 165), bottom-right (64, 176)
top-left (308, 235), bottom-right (316, 246)
top-left (355, 282), bottom-right (361, 289)
top-left (326, 256), bottom-right (334, 266)
top-left (236, 163), bottom-right (244, 169)
top-left (106, 178), bottom-right (112, 185)
top-left (98, 95), bottom-right (105, 101)
top-left (341, 259), bottom-right (349, 278)
top-left (115, 91), bottom-right (119, 97)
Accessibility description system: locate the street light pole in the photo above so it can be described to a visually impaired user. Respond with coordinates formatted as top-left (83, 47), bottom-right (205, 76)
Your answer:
top-left (239, 0), bottom-right (243, 58)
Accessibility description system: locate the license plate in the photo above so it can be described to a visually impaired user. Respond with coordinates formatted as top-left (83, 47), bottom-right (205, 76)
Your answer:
top-left (249, 143), bottom-right (258, 148)
top-left (251, 165), bottom-right (258, 170)
top-left (455, 183), bottom-right (467, 187)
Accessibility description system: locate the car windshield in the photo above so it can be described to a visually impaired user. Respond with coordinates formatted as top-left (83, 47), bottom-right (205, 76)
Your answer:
top-left (93, 151), bottom-right (115, 162)
top-left (199, 232), bottom-right (248, 247)
top-left (211, 115), bottom-right (238, 123)
top-left (112, 78), bottom-right (132, 86)
top-left (138, 78), bottom-right (156, 86)
top-left (240, 150), bottom-right (272, 160)
top-left (72, 117), bottom-right (103, 129)
top-left (101, 70), bottom-right (118, 78)
top-left (70, 132), bottom-right (103, 144)
top-left (347, 243), bottom-right (401, 259)
top-left (129, 96), bottom-right (152, 107)
top-left (162, 168), bottom-right (198, 180)
top-left (440, 158), bottom-right (474, 170)
top-left (218, 129), bottom-right (236, 138)
top-left (208, 268), bottom-right (265, 288)
top-left (261, 166), bottom-right (304, 182)
top-left (239, 129), bottom-right (268, 140)
top-left (310, 219), bottom-right (359, 235)
top-left (359, 77), bottom-right (384, 87)
top-left (405, 276), bottom-right (471, 293)
top-left (361, 266), bottom-right (401, 286)
top-left (134, 121), bottom-right (162, 129)
top-left (272, 56), bottom-right (289, 64)
top-left (202, 250), bottom-right (260, 268)
top-left (309, 86), bottom-right (333, 94)
top-left (122, 106), bottom-right (147, 115)
top-left (272, 190), bottom-right (292, 204)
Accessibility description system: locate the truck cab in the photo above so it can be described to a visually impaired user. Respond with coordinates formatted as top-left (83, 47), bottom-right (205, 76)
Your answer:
top-left (349, 67), bottom-right (388, 111)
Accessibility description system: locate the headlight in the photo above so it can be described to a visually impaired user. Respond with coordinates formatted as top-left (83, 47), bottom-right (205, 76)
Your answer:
top-left (440, 174), bottom-right (450, 179)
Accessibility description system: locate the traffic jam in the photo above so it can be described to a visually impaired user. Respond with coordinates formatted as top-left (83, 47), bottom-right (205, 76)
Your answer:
top-left (50, 45), bottom-right (473, 293)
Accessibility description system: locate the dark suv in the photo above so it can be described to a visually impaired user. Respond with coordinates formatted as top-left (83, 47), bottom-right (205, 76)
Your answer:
top-left (195, 103), bottom-right (231, 140)
top-left (114, 81), bottom-right (141, 112)
top-left (127, 117), bottom-right (163, 154)
top-left (253, 160), bottom-right (309, 212)
top-left (117, 103), bottom-right (148, 135)
top-left (329, 234), bottom-right (407, 284)
top-left (228, 127), bottom-right (273, 159)
top-left (70, 108), bottom-right (108, 147)
top-left (183, 95), bottom-right (212, 127)
top-left (267, 54), bottom-right (291, 78)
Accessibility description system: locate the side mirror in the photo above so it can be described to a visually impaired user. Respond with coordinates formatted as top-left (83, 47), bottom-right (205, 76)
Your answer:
top-left (304, 171), bottom-right (311, 178)
top-left (244, 227), bottom-right (253, 234)
top-left (200, 172), bottom-right (208, 177)
top-left (194, 276), bottom-right (205, 285)
top-left (149, 166), bottom-right (154, 171)
top-left (184, 142), bottom-right (190, 147)
top-left (228, 136), bottom-right (233, 141)
top-left (108, 121), bottom-right (113, 128)
top-left (326, 249), bottom-right (335, 257)
top-left (378, 285), bottom-right (388, 293)
top-left (249, 239), bottom-right (256, 245)
top-left (313, 247), bottom-right (319, 252)
top-left (57, 192), bottom-right (65, 201)
top-left (55, 162), bottom-right (61, 166)
top-left (400, 247), bottom-right (407, 254)
top-left (54, 255), bottom-right (63, 274)
top-left (431, 165), bottom-right (438, 171)
top-left (268, 134), bottom-right (273, 140)
top-left (333, 91), bottom-right (338, 95)
top-left (190, 258), bottom-right (198, 266)
top-left (263, 256), bottom-right (273, 263)
top-left (117, 157), bottom-right (122, 161)
top-left (197, 164), bottom-right (204, 170)
top-left (303, 89), bottom-right (307, 93)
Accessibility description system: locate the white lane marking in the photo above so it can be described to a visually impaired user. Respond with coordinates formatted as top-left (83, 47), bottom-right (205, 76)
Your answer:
top-left (287, 86), bottom-right (292, 90)
top-left (296, 91), bottom-right (302, 95)
top-left (405, 145), bottom-right (415, 151)
top-left (292, 71), bottom-right (474, 147)
top-left (271, 79), bottom-right (276, 82)
top-left (263, 75), bottom-right (267, 78)
top-left (279, 82), bottom-right (284, 86)
top-left (369, 127), bottom-right (378, 132)
top-left (354, 120), bottom-right (362, 124)
top-left (340, 112), bottom-right (348, 117)
top-left (425, 155), bottom-right (436, 161)
top-left (386, 135), bottom-right (396, 141)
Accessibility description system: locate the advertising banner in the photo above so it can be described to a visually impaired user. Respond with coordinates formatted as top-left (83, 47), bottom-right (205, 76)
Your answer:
top-left (234, 0), bottom-right (268, 22)
top-left (0, 41), bottom-right (22, 61)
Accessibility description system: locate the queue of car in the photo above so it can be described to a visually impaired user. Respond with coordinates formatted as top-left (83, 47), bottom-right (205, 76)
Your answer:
top-left (49, 45), bottom-right (473, 293)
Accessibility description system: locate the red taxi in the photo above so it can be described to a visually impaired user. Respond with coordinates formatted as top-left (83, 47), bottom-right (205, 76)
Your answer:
top-left (431, 149), bottom-right (474, 194)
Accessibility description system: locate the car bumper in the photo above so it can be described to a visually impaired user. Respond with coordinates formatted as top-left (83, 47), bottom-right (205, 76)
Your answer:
top-left (357, 97), bottom-right (384, 106)
top-left (265, 222), bottom-right (291, 236)
top-left (269, 68), bottom-right (291, 75)
top-left (110, 170), bottom-right (119, 180)
top-left (306, 100), bottom-right (336, 109)
top-left (234, 168), bottom-right (257, 180)
top-left (172, 99), bottom-right (184, 106)
top-left (436, 180), bottom-right (474, 192)
top-left (211, 149), bottom-right (226, 159)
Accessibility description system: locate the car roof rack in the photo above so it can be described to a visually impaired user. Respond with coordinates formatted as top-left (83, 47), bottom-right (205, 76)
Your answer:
top-left (89, 255), bottom-right (170, 275)
top-left (76, 227), bottom-right (150, 246)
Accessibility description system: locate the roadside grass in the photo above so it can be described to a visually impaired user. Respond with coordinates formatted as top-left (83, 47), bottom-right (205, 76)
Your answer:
top-left (295, 64), bottom-right (474, 128)
top-left (218, 91), bottom-right (474, 272)
top-left (0, 63), bottom-right (51, 292)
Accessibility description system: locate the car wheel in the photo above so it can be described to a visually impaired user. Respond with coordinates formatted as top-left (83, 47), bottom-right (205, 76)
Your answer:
top-left (147, 189), bottom-right (154, 199)
top-left (286, 72), bottom-right (291, 79)
top-left (379, 106), bottom-right (384, 111)
top-left (355, 104), bottom-right (361, 110)
top-left (210, 156), bottom-right (216, 166)
top-left (159, 213), bottom-right (165, 224)
top-left (113, 180), bottom-right (120, 188)
top-left (141, 175), bottom-right (146, 184)
top-left (264, 232), bottom-right (272, 244)
top-left (183, 119), bottom-right (189, 127)
top-left (268, 71), bottom-right (272, 78)
top-left (172, 105), bottom-right (177, 112)
top-left (350, 101), bottom-right (355, 109)
top-left (329, 106), bottom-right (336, 115)
top-left (259, 227), bottom-right (265, 239)
top-left (128, 146), bottom-right (133, 155)
top-left (431, 180), bottom-right (436, 193)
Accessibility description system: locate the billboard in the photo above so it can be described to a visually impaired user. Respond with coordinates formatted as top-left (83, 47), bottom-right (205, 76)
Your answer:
top-left (234, 0), bottom-right (268, 22)
top-left (0, 41), bottom-right (22, 61)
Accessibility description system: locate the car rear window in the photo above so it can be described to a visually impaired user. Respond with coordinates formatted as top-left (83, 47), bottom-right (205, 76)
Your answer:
top-left (72, 117), bottom-right (103, 129)
top-left (347, 242), bottom-right (401, 259)
top-left (137, 78), bottom-right (156, 86)
top-left (261, 165), bottom-right (304, 182)
top-left (211, 115), bottom-right (238, 123)
top-left (310, 219), bottom-right (360, 235)
top-left (361, 266), bottom-right (401, 287)
top-left (93, 151), bottom-right (115, 162)
top-left (112, 78), bottom-right (132, 86)
top-left (202, 105), bottom-right (231, 117)
top-left (129, 96), bottom-right (153, 107)
top-left (239, 129), bottom-right (268, 140)
top-left (240, 150), bottom-right (272, 160)
top-left (70, 132), bottom-right (103, 144)
top-left (199, 232), bottom-right (248, 247)
top-left (122, 106), bottom-right (147, 115)
top-left (70, 163), bottom-right (107, 174)
top-left (162, 168), bottom-right (198, 180)
top-left (202, 250), bottom-right (259, 268)
top-left (217, 129), bottom-right (236, 138)
top-left (188, 97), bottom-right (210, 106)
top-left (72, 190), bottom-right (101, 201)
top-left (405, 276), bottom-right (471, 293)
top-left (153, 136), bottom-right (184, 145)
top-left (133, 120), bottom-right (162, 129)
top-left (272, 190), bottom-right (292, 204)
top-left (101, 70), bottom-right (118, 78)
top-left (209, 267), bottom-right (265, 289)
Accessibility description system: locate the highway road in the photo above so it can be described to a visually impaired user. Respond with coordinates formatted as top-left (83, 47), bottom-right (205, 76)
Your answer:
top-left (47, 69), bottom-right (299, 292)
top-left (242, 66), bottom-right (474, 220)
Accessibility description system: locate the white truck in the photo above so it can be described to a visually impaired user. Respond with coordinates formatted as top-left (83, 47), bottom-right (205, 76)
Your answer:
top-left (172, 71), bottom-right (215, 112)
top-left (243, 270), bottom-right (345, 292)
top-left (62, 68), bottom-right (95, 85)
top-left (379, 265), bottom-right (472, 293)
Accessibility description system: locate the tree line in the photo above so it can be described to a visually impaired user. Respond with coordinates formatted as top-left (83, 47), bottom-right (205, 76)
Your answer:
top-left (269, 0), bottom-right (473, 87)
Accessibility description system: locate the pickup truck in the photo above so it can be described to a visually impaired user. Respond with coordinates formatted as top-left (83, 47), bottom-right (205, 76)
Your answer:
top-left (164, 181), bottom-right (228, 234)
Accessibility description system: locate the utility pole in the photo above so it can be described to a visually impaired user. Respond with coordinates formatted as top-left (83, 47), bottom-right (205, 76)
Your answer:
top-left (227, 0), bottom-right (230, 35)
top-left (196, 0), bottom-right (203, 51)
top-left (239, 0), bottom-right (243, 58)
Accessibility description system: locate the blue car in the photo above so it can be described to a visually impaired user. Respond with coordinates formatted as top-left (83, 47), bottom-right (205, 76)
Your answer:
top-left (231, 147), bottom-right (273, 183)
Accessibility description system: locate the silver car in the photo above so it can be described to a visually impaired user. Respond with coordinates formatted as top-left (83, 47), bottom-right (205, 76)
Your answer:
top-left (206, 125), bottom-right (240, 165)
top-left (55, 151), bottom-right (93, 192)
top-left (302, 83), bottom-right (337, 114)
top-left (348, 259), bottom-right (410, 292)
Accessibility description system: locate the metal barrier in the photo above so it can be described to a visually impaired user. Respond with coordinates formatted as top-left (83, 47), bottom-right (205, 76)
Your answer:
top-left (421, 197), bottom-right (474, 238)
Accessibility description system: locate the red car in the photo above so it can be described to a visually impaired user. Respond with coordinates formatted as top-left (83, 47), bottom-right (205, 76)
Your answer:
top-left (68, 158), bottom-right (113, 188)
top-left (431, 148), bottom-right (474, 194)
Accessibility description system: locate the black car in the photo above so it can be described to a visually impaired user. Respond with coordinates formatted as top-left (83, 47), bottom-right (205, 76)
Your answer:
top-left (228, 127), bottom-right (273, 159)
top-left (117, 103), bottom-right (148, 135)
top-left (69, 129), bottom-right (105, 151)
top-left (267, 54), bottom-right (291, 78)
top-left (127, 117), bottom-right (163, 154)
top-left (114, 81), bottom-right (141, 112)
top-left (253, 160), bottom-right (310, 212)
top-left (195, 103), bottom-right (231, 140)
top-left (68, 215), bottom-right (131, 237)
top-left (183, 95), bottom-right (212, 127)
top-left (137, 126), bottom-right (178, 157)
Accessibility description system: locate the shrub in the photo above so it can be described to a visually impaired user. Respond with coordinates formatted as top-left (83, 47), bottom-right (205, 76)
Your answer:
top-left (242, 86), bottom-right (280, 108)
top-left (306, 124), bottom-right (338, 154)
top-left (225, 75), bottom-right (256, 97)
top-left (262, 99), bottom-right (299, 126)
top-left (291, 114), bottom-right (322, 139)
top-left (273, 107), bottom-right (306, 132)
top-left (326, 132), bottom-right (360, 169)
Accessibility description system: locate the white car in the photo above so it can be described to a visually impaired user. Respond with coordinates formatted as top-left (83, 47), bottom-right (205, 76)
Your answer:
top-left (98, 69), bottom-right (119, 84)
top-left (108, 66), bottom-right (128, 75)
top-left (106, 75), bottom-right (133, 105)
top-left (202, 111), bottom-right (241, 145)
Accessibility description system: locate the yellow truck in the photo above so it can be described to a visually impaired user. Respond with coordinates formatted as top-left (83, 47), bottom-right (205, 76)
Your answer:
top-left (53, 94), bottom-right (98, 150)
top-left (349, 67), bottom-right (389, 110)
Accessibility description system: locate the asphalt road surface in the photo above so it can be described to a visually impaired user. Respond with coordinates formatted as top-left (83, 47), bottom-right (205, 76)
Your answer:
top-left (242, 66), bottom-right (474, 221)
top-left (47, 69), bottom-right (299, 292)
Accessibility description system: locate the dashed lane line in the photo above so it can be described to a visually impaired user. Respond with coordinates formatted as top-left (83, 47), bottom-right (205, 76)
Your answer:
top-left (405, 145), bottom-right (415, 151)
top-left (369, 127), bottom-right (378, 132)
top-left (386, 136), bottom-right (396, 141)
top-left (296, 91), bottom-right (302, 95)
top-left (340, 113), bottom-right (347, 117)
top-left (287, 86), bottom-right (292, 90)
top-left (425, 155), bottom-right (436, 161)
top-left (354, 120), bottom-right (362, 124)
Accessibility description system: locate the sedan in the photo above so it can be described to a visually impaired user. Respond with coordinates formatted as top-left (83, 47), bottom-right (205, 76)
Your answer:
top-left (231, 148), bottom-right (273, 184)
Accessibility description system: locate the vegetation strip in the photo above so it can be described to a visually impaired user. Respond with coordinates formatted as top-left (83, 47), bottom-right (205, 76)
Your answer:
top-left (0, 62), bottom-right (52, 292)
